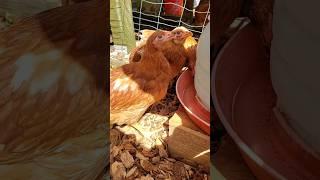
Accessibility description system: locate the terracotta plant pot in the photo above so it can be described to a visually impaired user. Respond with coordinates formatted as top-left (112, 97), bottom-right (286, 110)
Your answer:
top-left (212, 22), bottom-right (320, 179)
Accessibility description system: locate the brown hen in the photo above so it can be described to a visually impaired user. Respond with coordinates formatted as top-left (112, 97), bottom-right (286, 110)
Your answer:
top-left (0, 0), bottom-right (107, 179)
top-left (129, 27), bottom-right (196, 78)
top-left (129, 29), bottom-right (157, 63)
top-left (167, 26), bottom-right (195, 77)
top-left (110, 30), bottom-right (174, 126)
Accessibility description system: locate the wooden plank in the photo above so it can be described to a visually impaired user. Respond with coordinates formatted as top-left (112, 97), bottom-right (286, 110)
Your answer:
top-left (212, 135), bottom-right (256, 179)
top-left (168, 106), bottom-right (202, 132)
top-left (167, 106), bottom-right (210, 171)
top-left (110, 0), bottom-right (136, 53)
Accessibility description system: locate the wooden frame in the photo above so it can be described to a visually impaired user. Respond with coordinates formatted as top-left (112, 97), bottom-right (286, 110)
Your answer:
top-left (167, 106), bottom-right (210, 171)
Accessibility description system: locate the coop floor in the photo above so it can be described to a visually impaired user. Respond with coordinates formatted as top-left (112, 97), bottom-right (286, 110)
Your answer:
top-left (110, 51), bottom-right (209, 179)
top-left (110, 96), bottom-right (209, 179)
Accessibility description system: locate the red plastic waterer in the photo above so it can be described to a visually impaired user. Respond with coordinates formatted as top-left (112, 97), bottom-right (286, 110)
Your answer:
top-left (176, 69), bottom-right (210, 135)
top-left (176, 23), bottom-right (210, 135)
top-left (163, 0), bottom-right (183, 16)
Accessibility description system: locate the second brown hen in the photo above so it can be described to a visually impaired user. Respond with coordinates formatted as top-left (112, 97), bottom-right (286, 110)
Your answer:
top-left (129, 27), bottom-right (195, 78)
top-left (165, 26), bottom-right (194, 77)
top-left (110, 30), bottom-right (174, 126)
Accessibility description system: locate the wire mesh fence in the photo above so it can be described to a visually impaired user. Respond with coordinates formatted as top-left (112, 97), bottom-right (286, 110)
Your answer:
top-left (131, 0), bottom-right (210, 40)
top-left (109, 0), bottom-right (210, 67)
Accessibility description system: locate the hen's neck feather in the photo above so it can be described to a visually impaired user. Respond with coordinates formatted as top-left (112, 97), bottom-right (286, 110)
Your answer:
top-left (163, 43), bottom-right (186, 60)
top-left (126, 48), bottom-right (171, 80)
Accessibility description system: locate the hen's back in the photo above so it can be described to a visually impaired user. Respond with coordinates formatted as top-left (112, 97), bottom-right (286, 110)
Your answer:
top-left (0, 1), bottom-right (108, 179)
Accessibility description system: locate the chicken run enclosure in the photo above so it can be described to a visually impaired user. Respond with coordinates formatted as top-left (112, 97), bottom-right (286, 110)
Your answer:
top-left (110, 0), bottom-right (210, 54)
top-left (110, 0), bottom-right (211, 179)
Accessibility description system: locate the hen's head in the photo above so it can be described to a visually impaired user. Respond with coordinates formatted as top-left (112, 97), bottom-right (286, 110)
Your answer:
top-left (171, 26), bottom-right (193, 45)
top-left (146, 30), bottom-right (174, 51)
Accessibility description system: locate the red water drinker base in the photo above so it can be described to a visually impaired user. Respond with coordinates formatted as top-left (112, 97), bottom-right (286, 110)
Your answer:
top-left (176, 69), bottom-right (210, 135)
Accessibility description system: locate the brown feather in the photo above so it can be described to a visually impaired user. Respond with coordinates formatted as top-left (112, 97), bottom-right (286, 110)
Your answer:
top-left (0, 0), bottom-right (107, 179)
top-left (129, 27), bottom-right (196, 78)
top-left (110, 30), bottom-right (173, 126)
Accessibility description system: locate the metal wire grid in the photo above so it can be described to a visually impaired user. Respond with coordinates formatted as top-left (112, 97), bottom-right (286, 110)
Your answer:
top-left (132, 0), bottom-right (210, 40)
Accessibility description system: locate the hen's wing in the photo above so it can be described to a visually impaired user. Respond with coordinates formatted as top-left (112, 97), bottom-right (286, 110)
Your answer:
top-left (110, 67), bottom-right (156, 112)
top-left (110, 66), bottom-right (160, 125)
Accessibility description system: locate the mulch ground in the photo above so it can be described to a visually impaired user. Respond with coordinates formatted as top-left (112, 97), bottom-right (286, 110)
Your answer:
top-left (110, 46), bottom-right (209, 179)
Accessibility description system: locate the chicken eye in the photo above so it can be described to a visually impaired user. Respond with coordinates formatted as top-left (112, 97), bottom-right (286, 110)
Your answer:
top-left (176, 31), bottom-right (181, 35)
top-left (157, 35), bottom-right (164, 40)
